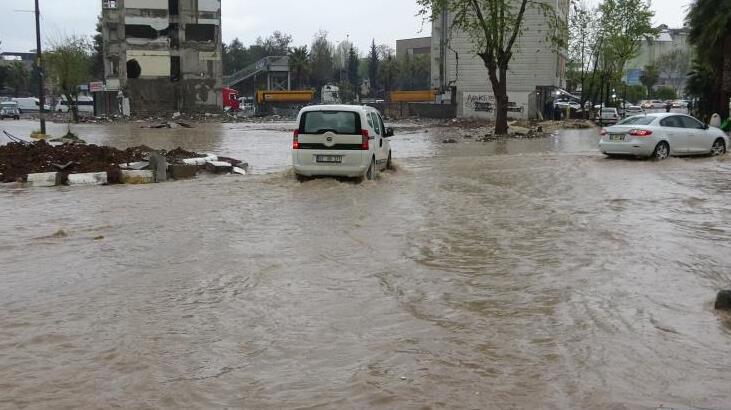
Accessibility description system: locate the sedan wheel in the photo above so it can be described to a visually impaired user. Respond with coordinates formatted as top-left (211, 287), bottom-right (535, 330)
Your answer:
top-left (653, 142), bottom-right (669, 161)
top-left (710, 139), bottom-right (726, 156)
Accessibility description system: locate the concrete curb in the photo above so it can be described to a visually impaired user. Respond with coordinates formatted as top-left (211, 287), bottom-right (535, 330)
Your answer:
top-left (120, 170), bottom-right (155, 184)
top-left (68, 172), bottom-right (108, 186)
top-left (26, 172), bottom-right (60, 187)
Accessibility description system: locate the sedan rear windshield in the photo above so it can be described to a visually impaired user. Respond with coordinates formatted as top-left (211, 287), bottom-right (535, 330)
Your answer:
top-left (300, 111), bottom-right (361, 135)
top-left (618, 116), bottom-right (655, 125)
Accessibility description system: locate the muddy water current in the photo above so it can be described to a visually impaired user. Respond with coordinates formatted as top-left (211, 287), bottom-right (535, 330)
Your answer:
top-left (1, 120), bottom-right (731, 409)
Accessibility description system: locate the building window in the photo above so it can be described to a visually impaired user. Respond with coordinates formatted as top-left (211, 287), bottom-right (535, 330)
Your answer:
top-left (127, 59), bottom-right (141, 79)
top-left (108, 58), bottom-right (119, 76)
top-left (171, 56), bottom-right (181, 82)
top-left (125, 25), bottom-right (158, 39)
top-left (186, 24), bottom-right (216, 42)
top-left (169, 0), bottom-right (179, 16)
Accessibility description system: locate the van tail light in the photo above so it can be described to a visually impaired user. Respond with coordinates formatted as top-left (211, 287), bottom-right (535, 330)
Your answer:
top-left (599, 128), bottom-right (608, 137)
top-left (629, 129), bottom-right (653, 137)
top-left (361, 129), bottom-right (369, 150)
top-left (293, 130), bottom-right (300, 149)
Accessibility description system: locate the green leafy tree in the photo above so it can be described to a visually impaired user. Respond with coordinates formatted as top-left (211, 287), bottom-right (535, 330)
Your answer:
top-left (568, 0), bottom-right (601, 109)
top-left (599, 0), bottom-right (656, 73)
top-left (45, 36), bottom-right (93, 123)
top-left (417, 0), bottom-right (565, 134)
top-left (223, 38), bottom-right (248, 75)
top-left (656, 49), bottom-right (691, 94)
top-left (347, 46), bottom-right (360, 98)
top-left (640, 64), bottom-right (659, 98)
top-left (378, 54), bottom-right (400, 97)
top-left (687, 0), bottom-right (731, 118)
top-left (655, 86), bottom-right (677, 101)
top-left (398, 53), bottom-right (431, 90)
top-left (92, 16), bottom-right (104, 79)
top-left (368, 40), bottom-right (380, 96)
top-left (289, 46), bottom-right (310, 89)
top-left (6, 62), bottom-right (30, 97)
top-left (0, 65), bottom-right (8, 91)
top-left (256, 31), bottom-right (293, 55)
top-left (309, 30), bottom-right (334, 91)
top-left (686, 59), bottom-right (718, 120)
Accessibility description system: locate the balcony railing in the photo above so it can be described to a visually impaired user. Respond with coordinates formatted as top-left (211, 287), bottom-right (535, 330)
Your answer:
top-left (102, 0), bottom-right (118, 9)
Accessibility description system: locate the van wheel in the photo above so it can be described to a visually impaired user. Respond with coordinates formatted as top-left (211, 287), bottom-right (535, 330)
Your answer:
top-left (365, 157), bottom-right (377, 180)
top-left (386, 151), bottom-right (393, 170)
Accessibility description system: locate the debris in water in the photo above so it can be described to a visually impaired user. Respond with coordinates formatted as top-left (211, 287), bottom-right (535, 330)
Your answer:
top-left (715, 290), bottom-right (731, 310)
top-left (53, 229), bottom-right (68, 238)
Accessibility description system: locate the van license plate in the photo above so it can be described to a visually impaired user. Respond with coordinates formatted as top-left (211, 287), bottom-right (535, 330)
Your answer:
top-left (316, 155), bottom-right (342, 163)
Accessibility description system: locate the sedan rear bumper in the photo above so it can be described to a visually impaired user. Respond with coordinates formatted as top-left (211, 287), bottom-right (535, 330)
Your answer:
top-left (599, 139), bottom-right (656, 157)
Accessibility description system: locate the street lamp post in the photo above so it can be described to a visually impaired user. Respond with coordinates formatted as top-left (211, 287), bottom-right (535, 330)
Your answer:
top-left (34, 0), bottom-right (46, 135)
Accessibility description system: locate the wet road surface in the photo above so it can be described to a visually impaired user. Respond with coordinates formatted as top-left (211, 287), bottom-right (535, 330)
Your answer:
top-left (1, 120), bottom-right (731, 409)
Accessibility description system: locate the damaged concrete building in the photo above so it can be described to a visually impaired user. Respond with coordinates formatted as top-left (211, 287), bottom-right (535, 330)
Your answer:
top-left (431, 0), bottom-right (569, 119)
top-left (101, 0), bottom-right (223, 115)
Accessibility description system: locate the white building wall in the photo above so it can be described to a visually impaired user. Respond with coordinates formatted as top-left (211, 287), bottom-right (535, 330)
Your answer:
top-left (432, 0), bottom-right (568, 118)
top-left (125, 0), bottom-right (168, 9)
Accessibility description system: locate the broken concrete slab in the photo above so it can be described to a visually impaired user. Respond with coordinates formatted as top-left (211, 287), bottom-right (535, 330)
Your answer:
top-left (182, 154), bottom-right (217, 166)
top-left (27, 172), bottom-right (59, 187)
top-left (121, 161), bottom-right (150, 170)
top-left (205, 161), bottom-right (233, 174)
top-left (68, 172), bottom-right (108, 186)
top-left (148, 152), bottom-right (167, 182)
top-left (168, 164), bottom-right (198, 179)
top-left (120, 170), bottom-right (154, 184)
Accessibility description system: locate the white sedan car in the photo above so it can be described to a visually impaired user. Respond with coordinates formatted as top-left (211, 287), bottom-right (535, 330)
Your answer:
top-left (599, 113), bottom-right (729, 160)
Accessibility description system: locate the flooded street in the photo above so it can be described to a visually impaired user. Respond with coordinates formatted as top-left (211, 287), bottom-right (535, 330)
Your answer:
top-left (1, 120), bottom-right (731, 409)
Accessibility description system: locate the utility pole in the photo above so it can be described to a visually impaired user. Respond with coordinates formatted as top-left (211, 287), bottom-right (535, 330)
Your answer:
top-left (35, 0), bottom-right (46, 135)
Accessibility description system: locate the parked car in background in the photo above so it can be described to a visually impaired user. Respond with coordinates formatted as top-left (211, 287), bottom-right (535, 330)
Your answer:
top-left (292, 105), bottom-right (393, 181)
top-left (12, 97), bottom-right (50, 113)
top-left (55, 95), bottom-right (94, 115)
top-left (641, 100), bottom-right (665, 109)
top-left (595, 107), bottom-right (620, 124)
top-left (0, 101), bottom-right (21, 120)
top-left (624, 106), bottom-right (645, 116)
top-left (599, 113), bottom-right (728, 160)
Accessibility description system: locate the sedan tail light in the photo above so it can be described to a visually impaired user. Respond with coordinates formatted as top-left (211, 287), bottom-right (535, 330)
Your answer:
top-left (629, 129), bottom-right (653, 137)
top-left (361, 129), bottom-right (369, 150)
top-left (292, 130), bottom-right (300, 149)
top-left (599, 128), bottom-right (608, 137)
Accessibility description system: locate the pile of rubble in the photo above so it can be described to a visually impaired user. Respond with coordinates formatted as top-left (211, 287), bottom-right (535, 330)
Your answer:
top-left (0, 140), bottom-right (247, 187)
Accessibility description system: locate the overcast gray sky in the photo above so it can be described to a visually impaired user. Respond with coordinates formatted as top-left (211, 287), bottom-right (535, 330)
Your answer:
top-left (0, 0), bottom-right (691, 55)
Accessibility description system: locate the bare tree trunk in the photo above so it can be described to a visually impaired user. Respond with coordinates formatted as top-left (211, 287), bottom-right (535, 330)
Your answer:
top-left (492, 66), bottom-right (509, 135)
top-left (65, 93), bottom-right (79, 123)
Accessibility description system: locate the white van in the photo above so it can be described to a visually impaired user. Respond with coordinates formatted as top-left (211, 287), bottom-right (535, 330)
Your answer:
top-left (292, 105), bottom-right (393, 181)
top-left (55, 95), bottom-right (94, 115)
top-left (12, 97), bottom-right (50, 113)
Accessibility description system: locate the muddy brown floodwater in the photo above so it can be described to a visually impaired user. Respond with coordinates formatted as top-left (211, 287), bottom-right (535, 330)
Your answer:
top-left (1, 120), bottom-right (731, 409)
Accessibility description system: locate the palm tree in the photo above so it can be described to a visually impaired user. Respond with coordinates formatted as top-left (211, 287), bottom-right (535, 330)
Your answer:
top-left (687, 0), bottom-right (731, 117)
top-left (288, 46), bottom-right (310, 90)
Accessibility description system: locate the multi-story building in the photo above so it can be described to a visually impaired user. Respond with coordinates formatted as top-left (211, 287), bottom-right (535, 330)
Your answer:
top-left (624, 25), bottom-right (692, 92)
top-left (101, 0), bottom-right (223, 115)
top-left (431, 0), bottom-right (569, 119)
top-left (396, 37), bottom-right (432, 59)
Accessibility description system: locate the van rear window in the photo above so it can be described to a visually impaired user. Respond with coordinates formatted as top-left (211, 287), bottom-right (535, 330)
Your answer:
top-left (300, 111), bottom-right (360, 135)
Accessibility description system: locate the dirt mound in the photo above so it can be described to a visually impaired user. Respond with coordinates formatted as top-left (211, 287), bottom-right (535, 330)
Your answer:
top-left (0, 141), bottom-right (204, 183)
